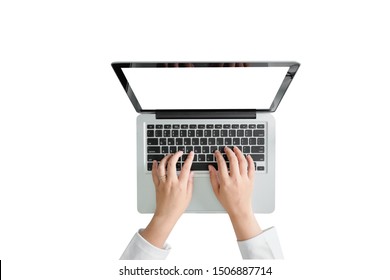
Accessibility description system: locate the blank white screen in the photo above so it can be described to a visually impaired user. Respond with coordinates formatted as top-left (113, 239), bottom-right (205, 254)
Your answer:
top-left (123, 66), bottom-right (288, 110)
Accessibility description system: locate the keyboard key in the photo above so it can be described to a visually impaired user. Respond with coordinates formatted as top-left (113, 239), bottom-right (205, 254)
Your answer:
top-left (192, 138), bottom-right (199, 145)
top-left (147, 130), bottom-right (154, 137)
top-left (156, 125), bottom-right (163, 129)
top-left (249, 138), bottom-right (256, 145)
top-left (229, 130), bottom-right (236, 137)
top-left (147, 154), bottom-right (165, 161)
top-left (254, 130), bottom-right (264, 137)
top-left (217, 138), bottom-right (223, 145)
top-left (181, 124), bottom-right (188, 129)
top-left (221, 130), bottom-right (228, 137)
top-left (198, 154), bottom-right (206, 161)
top-left (212, 130), bottom-right (220, 137)
top-left (251, 154), bottom-right (264, 161)
top-left (206, 124), bottom-right (214, 128)
top-left (202, 146), bottom-right (209, 153)
top-left (249, 124), bottom-right (256, 128)
top-left (232, 124), bottom-right (239, 128)
top-left (172, 130), bottom-right (179, 137)
top-left (200, 138), bottom-right (207, 145)
top-left (215, 124), bottom-right (222, 129)
top-left (243, 146), bottom-right (250, 153)
top-left (189, 124), bottom-right (197, 129)
top-left (241, 138), bottom-right (248, 145)
top-left (147, 124), bottom-right (154, 129)
top-left (198, 124), bottom-right (205, 129)
top-left (206, 154), bottom-right (214, 161)
top-left (251, 146), bottom-right (264, 153)
top-left (172, 124), bottom-right (179, 129)
top-left (155, 130), bottom-right (162, 137)
top-left (184, 138), bottom-right (191, 145)
top-left (225, 138), bottom-right (232, 145)
top-left (257, 166), bottom-right (265, 171)
top-left (168, 138), bottom-right (174, 145)
top-left (163, 130), bottom-right (170, 137)
top-left (237, 130), bottom-right (244, 137)
top-left (223, 124), bottom-right (230, 129)
top-left (191, 163), bottom-right (214, 170)
top-left (257, 124), bottom-right (265, 128)
top-left (240, 124), bottom-right (247, 128)
top-left (211, 146), bottom-right (218, 152)
top-left (178, 146), bottom-right (185, 152)
top-left (208, 138), bottom-right (215, 145)
top-left (188, 130), bottom-right (195, 137)
top-left (204, 130), bottom-right (212, 137)
top-left (170, 146), bottom-right (177, 153)
top-left (257, 138), bottom-right (265, 145)
top-left (192, 154), bottom-right (198, 161)
top-left (176, 138), bottom-right (183, 145)
top-left (236, 145), bottom-right (243, 151)
top-left (147, 146), bottom-right (160, 153)
top-left (162, 146), bottom-right (169, 153)
top-left (147, 163), bottom-right (153, 171)
top-left (147, 138), bottom-right (158, 145)
top-left (176, 162), bottom-right (181, 170)
top-left (185, 146), bottom-right (193, 153)
top-left (196, 130), bottom-right (203, 137)
top-left (194, 146), bottom-right (201, 153)
top-left (233, 138), bottom-right (240, 145)
top-left (164, 124), bottom-right (171, 129)
top-left (159, 138), bottom-right (167, 145)
top-left (245, 130), bottom-right (252, 137)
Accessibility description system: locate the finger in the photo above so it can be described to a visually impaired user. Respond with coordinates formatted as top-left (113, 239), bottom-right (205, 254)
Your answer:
top-left (208, 164), bottom-right (220, 196)
top-left (167, 150), bottom-right (183, 179)
top-left (179, 151), bottom-right (194, 183)
top-left (158, 154), bottom-right (172, 176)
top-left (225, 146), bottom-right (239, 177)
top-left (234, 146), bottom-right (248, 176)
top-left (214, 150), bottom-right (229, 181)
top-left (247, 154), bottom-right (255, 181)
top-left (151, 160), bottom-right (159, 186)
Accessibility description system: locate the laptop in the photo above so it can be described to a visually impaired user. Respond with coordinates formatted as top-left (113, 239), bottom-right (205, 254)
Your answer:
top-left (112, 62), bottom-right (300, 213)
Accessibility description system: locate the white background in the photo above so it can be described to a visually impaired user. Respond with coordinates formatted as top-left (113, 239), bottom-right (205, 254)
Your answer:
top-left (1, 1), bottom-right (389, 279)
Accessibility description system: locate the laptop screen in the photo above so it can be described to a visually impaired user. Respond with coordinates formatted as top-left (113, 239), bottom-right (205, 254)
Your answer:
top-left (112, 62), bottom-right (299, 112)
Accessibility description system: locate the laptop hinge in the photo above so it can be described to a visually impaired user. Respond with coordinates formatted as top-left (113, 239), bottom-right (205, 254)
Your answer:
top-left (155, 110), bottom-right (257, 119)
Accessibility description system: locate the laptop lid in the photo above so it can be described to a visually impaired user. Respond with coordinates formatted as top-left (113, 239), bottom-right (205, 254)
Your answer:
top-left (112, 62), bottom-right (299, 117)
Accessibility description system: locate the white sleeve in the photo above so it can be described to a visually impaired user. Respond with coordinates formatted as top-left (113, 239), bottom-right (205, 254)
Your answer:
top-left (120, 229), bottom-right (171, 260)
top-left (237, 227), bottom-right (283, 259)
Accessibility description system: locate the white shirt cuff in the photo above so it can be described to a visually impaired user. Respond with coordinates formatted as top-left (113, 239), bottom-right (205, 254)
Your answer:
top-left (120, 229), bottom-right (171, 260)
top-left (237, 227), bottom-right (283, 259)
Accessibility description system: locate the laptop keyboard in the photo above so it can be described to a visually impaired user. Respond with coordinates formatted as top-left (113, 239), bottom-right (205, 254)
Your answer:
top-left (146, 123), bottom-right (266, 172)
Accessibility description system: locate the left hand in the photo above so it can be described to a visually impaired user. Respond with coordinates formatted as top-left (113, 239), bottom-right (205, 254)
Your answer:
top-left (151, 151), bottom-right (195, 222)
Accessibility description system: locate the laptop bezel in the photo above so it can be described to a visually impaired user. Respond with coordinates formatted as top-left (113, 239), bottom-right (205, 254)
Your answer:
top-left (111, 61), bottom-right (300, 113)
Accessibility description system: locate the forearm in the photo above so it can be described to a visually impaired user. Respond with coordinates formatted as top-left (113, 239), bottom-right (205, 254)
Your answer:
top-left (229, 211), bottom-right (262, 241)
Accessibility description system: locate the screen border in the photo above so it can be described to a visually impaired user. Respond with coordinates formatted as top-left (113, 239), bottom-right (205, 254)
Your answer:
top-left (111, 61), bottom-right (300, 113)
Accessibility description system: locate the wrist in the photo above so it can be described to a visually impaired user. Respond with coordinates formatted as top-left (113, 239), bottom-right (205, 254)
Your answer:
top-left (140, 214), bottom-right (178, 249)
top-left (228, 210), bottom-right (262, 241)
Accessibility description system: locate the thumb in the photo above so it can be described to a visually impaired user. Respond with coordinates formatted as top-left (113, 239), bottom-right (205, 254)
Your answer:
top-left (208, 165), bottom-right (220, 196)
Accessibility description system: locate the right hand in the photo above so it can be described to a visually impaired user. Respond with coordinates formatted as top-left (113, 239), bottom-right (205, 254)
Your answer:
top-left (208, 146), bottom-right (255, 217)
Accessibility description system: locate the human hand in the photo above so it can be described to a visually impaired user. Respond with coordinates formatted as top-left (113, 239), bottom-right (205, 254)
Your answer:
top-left (151, 150), bottom-right (195, 222)
top-left (209, 146), bottom-right (262, 240)
top-left (140, 151), bottom-right (194, 248)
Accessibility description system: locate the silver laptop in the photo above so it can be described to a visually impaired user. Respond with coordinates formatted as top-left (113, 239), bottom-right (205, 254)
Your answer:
top-left (112, 62), bottom-right (300, 213)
